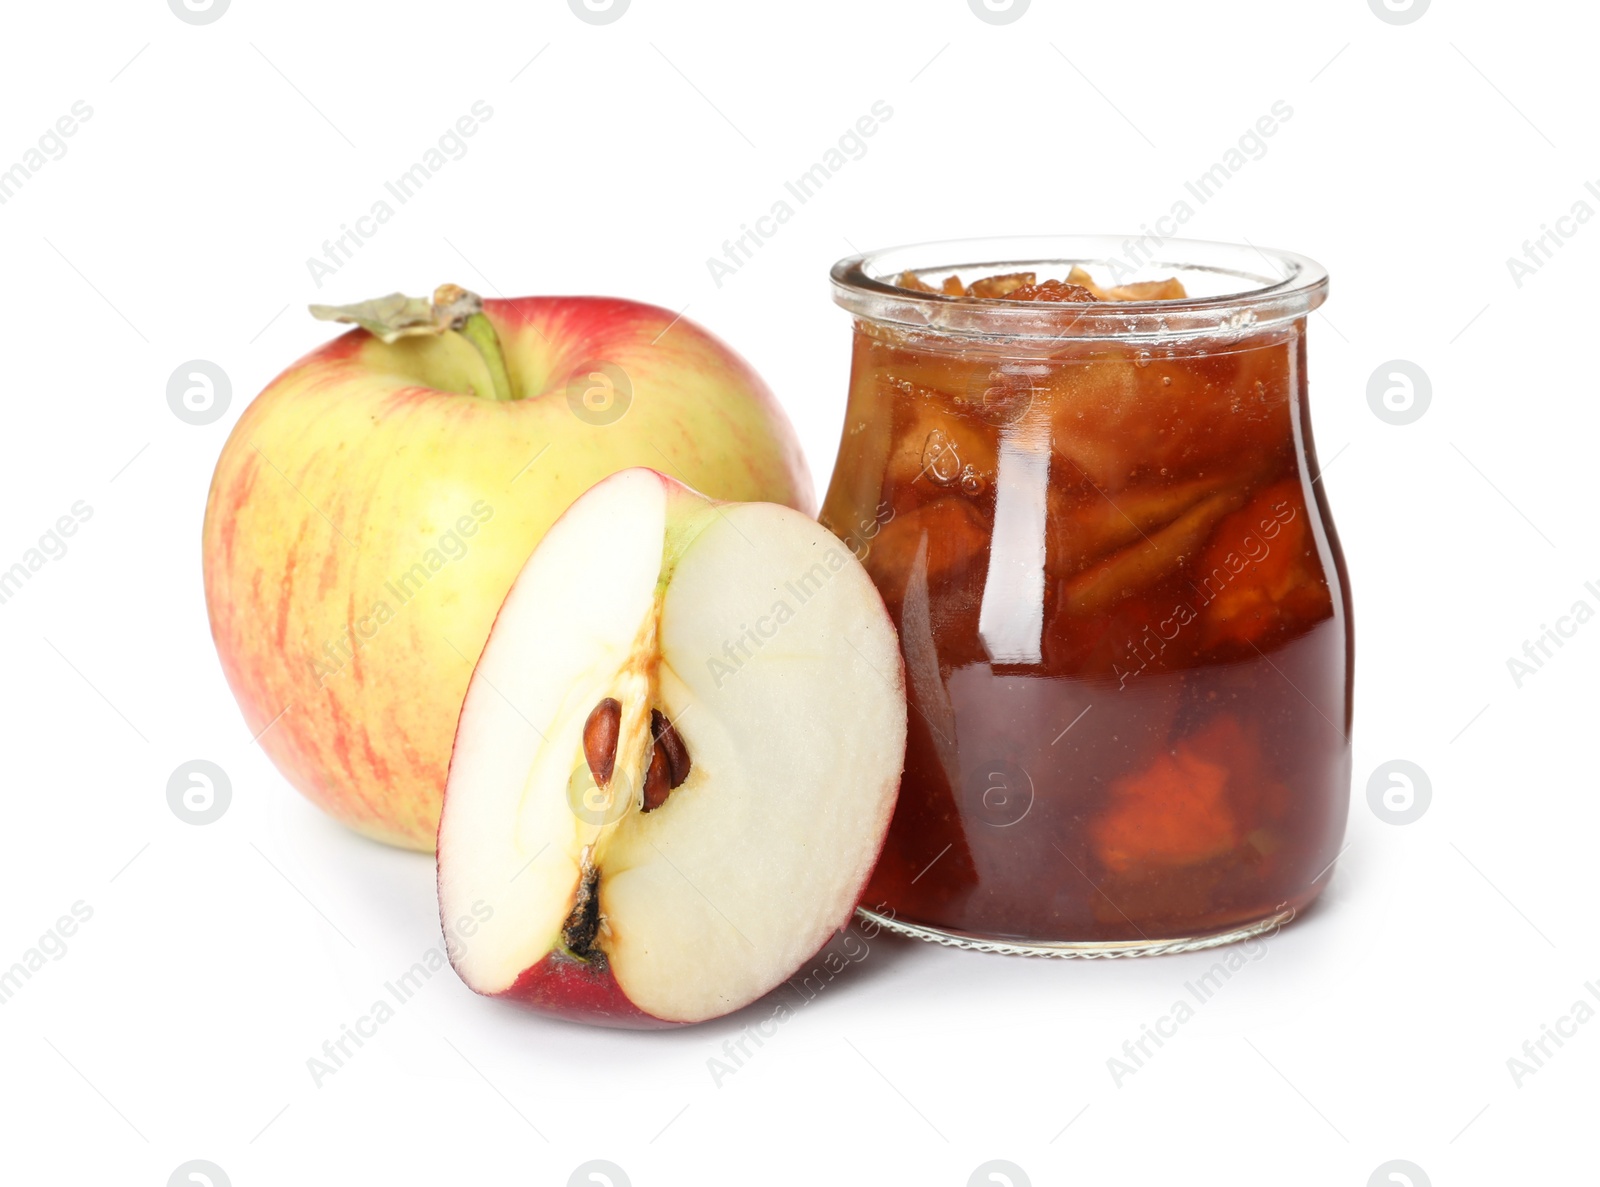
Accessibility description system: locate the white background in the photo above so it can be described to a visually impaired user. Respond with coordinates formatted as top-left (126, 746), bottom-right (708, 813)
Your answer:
top-left (1, 0), bottom-right (1595, 1184)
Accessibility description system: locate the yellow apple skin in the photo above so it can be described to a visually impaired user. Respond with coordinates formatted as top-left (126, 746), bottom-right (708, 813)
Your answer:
top-left (202, 297), bottom-right (814, 850)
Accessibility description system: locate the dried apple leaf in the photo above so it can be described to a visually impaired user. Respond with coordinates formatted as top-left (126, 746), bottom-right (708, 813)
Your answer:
top-left (309, 284), bottom-right (483, 343)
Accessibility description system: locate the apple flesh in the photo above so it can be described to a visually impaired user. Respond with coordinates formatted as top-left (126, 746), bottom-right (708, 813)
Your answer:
top-left (202, 290), bottom-right (813, 850)
top-left (438, 469), bottom-right (907, 1027)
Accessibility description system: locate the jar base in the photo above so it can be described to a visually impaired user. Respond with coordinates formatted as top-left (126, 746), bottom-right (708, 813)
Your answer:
top-left (856, 904), bottom-right (1298, 959)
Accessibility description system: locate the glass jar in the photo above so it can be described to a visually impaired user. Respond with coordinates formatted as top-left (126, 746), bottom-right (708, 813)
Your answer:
top-left (821, 236), bottom-right (1352, 956)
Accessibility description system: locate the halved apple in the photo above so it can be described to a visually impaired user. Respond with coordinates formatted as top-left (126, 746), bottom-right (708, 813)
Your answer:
top-left (437, 469), bottom-right (907, 1027)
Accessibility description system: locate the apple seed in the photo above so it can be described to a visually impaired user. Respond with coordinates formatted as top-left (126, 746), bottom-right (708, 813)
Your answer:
top-left (650, 709), bottom-right (692, 789)
top-left (642, 741), bottom-right (672, 813)
top-left (583, 698), bottom-right (622, 787)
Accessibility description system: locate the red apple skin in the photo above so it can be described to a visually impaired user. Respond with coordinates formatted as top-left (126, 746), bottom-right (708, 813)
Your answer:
top-left (478, 895), bottom-right (889, 1030)
top-left (497, 952), bottom-right (677, 1030)
top-left (203, 298), bottom-right (814, 851)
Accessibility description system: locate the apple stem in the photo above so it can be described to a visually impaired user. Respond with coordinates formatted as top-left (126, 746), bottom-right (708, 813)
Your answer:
top-left (456, 311), bottom-right (516, 403)
top-left (308, 283), bottom-right (517, 402)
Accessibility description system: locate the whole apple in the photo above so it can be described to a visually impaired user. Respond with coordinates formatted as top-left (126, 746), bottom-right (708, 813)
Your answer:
top-left (202, 288), bottom-right (813, 849)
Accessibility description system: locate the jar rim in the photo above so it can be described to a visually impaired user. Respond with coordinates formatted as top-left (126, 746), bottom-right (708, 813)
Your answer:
top-left (831, 235), bottom-right (1328, 342)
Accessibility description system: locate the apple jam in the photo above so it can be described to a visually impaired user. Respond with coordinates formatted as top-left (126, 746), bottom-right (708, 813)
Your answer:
top-left (822, 239), bottom-right (1352, 952)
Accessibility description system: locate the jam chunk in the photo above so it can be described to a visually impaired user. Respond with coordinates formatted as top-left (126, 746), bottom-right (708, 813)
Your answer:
top-left (1197, 480), bottom-right (1334, 649)
top-left (890, 265), bottom-right (1187, 303)
top-left (1090, 715), bottom-right (1286, 875)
